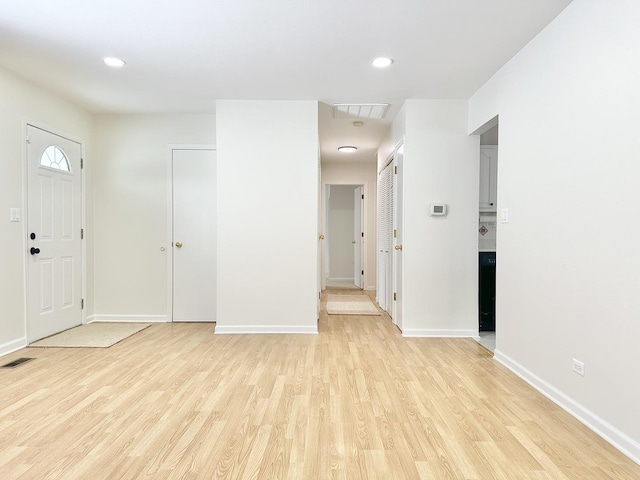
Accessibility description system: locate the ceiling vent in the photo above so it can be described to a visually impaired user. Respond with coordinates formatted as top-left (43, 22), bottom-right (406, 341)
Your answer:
top-left (333, 103), bottom-right (389, 120)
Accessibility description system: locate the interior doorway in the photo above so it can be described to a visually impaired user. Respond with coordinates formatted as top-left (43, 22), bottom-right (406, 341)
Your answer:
top-left (324, 184), bottom-right (365, 290)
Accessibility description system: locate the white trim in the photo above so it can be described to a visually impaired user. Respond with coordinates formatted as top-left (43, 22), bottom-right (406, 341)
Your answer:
top-left (214, 325), bottom-right (318, 335)
top-left (494, 350), bottom-right (640, 466)
top-left (166, 144), bottom-right (216, 324)
top-left (88, 315), bottom-right (168, 323)
top-left (401, 329), bottom-right (478, 338)
top-left (0, 338), bottom-right (28, 358)
top-left (365, 285), bottom-right (376, 291)
top-left (327, 277), bottom-right (355, 282)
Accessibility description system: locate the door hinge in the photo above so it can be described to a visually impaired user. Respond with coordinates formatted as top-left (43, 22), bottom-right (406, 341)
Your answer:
top-left (393, 229), bottom-right (397, 238)
top-left (81, 299), bottom-right (85, 309)
top-left (394, 166), bottom-right (397, 174)
top-left (361, 232), bottom-right (364, 237)
top-left (81, 228), bottom-right (84, 239)
top-left (26, 136), bottom-right (31, 144)
top-left (394, 292), bottom-right (397, 301)
top-left (81, 158), bottom-right (84, 169)
top-left (361, 270), bottom-right (364, 276)
top-left (361, 194), bottom-right (364, 200)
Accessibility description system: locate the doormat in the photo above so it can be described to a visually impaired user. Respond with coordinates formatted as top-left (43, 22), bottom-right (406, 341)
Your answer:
top-left (326, 295), bottom-right (381, 316)
top-left (30, 323), bottom-right (151, 348)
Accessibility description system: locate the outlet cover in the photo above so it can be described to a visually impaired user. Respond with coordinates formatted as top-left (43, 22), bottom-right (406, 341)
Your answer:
top-left (572, 358), bottom-right (585, 376)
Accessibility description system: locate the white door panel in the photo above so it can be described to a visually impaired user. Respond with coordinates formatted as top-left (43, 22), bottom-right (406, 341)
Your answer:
top-left (353, 186), bottom-right (364, 289)
top-left (172, 149), bottom-right (216, 322)
top-left (27, 125), bottom-right (82, 342)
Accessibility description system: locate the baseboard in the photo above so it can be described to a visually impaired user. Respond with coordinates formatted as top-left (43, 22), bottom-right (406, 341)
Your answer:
top-left (0, 337), bottom-right (28, 358)
top-left (365, 285), bottom-right (376, 291)
top-left (88, 314), bottom-right (168, 323)
top-left (328, 277), bottom-right (354, 282)
top-left (402, 328), bottom-right (478, 338)
top-left (494, 349), bottom-right (640, 466)
top-left (214, 325), bottom-right (318, 335)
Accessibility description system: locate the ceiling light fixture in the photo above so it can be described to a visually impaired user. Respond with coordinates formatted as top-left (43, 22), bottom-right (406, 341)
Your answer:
top-left (352, 121), bottom-right (364, 127)
top-left (372, 57), bottom-right (394, 68)
top-left (338, 146), bottom-right (358, 153)
top-left (104, 57), bottom-right (126, 68)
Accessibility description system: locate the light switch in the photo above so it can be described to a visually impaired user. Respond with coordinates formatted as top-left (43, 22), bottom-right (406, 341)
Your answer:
top-left (500, 208), bottom-right (509, 224)
top-left (9, 208), bottom-right (20, 222)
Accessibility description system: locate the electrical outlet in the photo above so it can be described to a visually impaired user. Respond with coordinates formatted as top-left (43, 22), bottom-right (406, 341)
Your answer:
top-left (572, 358), bottom-right (585, 376)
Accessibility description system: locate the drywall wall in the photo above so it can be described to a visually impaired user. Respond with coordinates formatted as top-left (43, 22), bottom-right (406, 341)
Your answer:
top-left (321, 160), bottom-right (378, 290)
top-left (468, 0), bottom-right (640, 462)
top-left (0, 66), bottom-right (93, 355)
top-left (92, 114), bottom-right (215, 321)
top-left (401, 100), bottom-right (480, 336)
top-left (327, 185), bottom-right (356, 280)
top-left (215, 100), bottom-right (319, 333)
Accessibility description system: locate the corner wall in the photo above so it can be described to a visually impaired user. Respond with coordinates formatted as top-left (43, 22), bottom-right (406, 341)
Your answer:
top-left (469, 0), bottom-right (640, 462)
top-left (0, 66), bottom-right (93, 355)
top-left (215, 100), bottom-right (319, 333)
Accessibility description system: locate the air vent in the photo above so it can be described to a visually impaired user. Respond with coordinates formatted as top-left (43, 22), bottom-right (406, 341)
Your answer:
top-left (333, 103), bottom-right (389, 120)
top-left (2, 357), bottom-right (35, 368)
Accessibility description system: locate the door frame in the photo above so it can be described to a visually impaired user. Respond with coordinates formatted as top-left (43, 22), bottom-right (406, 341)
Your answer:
top-left (23, 119), bottom-right (87, 342)
top-left (166, 144), bottom-right (216, 322)
top-left (320, 180), bottom-right (368, 291)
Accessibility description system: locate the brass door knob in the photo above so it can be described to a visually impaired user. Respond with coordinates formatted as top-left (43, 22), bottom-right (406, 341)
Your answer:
top-left (175, 241), bottom-right (183, 248)
top-left (395, 245), bottom-right (403, 251)
top-left (319, 235), bottom-right (325, 240)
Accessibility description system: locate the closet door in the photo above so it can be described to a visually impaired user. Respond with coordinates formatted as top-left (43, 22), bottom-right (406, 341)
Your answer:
top-left (377, 161), bottom-right (394, 312)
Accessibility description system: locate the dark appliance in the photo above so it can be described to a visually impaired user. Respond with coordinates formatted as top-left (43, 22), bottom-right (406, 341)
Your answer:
top-left (479, 252), bottom-right (496, 331)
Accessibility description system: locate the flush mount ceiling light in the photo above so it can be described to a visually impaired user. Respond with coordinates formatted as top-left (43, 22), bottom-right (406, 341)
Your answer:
top-left (352, 121), bottom-right (364, 127)
top-left (372, 57), bottom-right (394, 68)
top-left (338, 146), bottom-right (358, 153)
top-left (103, 57), bottom-right (126, 68)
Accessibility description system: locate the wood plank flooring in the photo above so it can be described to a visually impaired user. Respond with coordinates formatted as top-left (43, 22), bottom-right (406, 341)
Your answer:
top-left (1, 291), bottom-right (639, 479)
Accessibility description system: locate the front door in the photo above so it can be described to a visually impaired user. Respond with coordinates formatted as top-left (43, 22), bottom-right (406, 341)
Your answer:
top-left (172, 149), bottom-right (216, 322)
top-left (27, 125), bottom-right (83, 342)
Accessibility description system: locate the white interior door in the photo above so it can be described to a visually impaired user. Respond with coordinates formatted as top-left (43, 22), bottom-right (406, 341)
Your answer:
top-left (27, 125), bottom-right (82, 342)
top-left (353, 186), bottom-right (364, 289)
top-left (392, 147), bottom-right (404, 329)
top-left (377, 162), bottom-right (394, 313)
top-left (172, 149), bottom-right (216, 322)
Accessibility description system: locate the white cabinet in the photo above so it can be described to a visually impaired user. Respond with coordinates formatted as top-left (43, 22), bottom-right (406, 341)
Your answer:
top-left (479, 146), bottom-right (498, 212)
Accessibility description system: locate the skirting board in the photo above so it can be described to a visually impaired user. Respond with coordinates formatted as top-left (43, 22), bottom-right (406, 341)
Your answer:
top-left (494, 349), bottom-right (640, 466)
top-left (87, 314), bottom-right (168, 323)
top-left (0, 337), bottom-right (28, 358)
top-left (402, 329), bottom-right (478, 338)
top-left (215, 325), bottom-right (318, 335)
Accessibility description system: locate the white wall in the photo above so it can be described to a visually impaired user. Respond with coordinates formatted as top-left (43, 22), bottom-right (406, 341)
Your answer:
top-left (468, 0), bottom-right (640, 462)
top-left (92, 114), bottom-right (215, 321)
top-left (328, 185), bottom-right (356, 280)
top-left (215, 100), bottom-right (319, 333)
top-left (0, 66), bottom-right (93, 355)
top-left (321, 161), bottom-right (378, 290)
top-left (400, 100), bottom-right (479, 337)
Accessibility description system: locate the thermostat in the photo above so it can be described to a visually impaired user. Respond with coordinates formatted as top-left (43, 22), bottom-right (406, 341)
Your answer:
top-left (429, 203), bottom-right (447, 216)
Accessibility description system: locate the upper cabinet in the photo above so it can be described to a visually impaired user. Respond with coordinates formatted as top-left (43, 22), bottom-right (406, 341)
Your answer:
top-left (479, 146), bottom-right (498, 212)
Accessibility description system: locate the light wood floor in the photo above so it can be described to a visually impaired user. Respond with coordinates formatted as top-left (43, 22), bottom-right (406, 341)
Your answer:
top-left (1, 291), bottom-right (639, 479)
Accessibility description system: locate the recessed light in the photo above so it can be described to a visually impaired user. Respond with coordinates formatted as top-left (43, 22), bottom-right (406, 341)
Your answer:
top-left (352, 121), bottom-right (364, 127)
top-left (104, 57), bottom-right (126, 68)
top-left (338, 146), bottom-right (358, 153)
top-left (372, 57), bottom-right (394, 68)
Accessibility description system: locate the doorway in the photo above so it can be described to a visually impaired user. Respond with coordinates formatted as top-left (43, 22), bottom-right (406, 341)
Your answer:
top-left (170, 148), bottom-right (216, 322)
top-left (26, 124), bottom-right (83, 342)
top-left (324, 184), bottom-right (365, 290)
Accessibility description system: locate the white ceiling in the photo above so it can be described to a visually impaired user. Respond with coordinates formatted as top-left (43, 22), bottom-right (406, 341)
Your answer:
top-left (0, 0), bottom-right (572, 163)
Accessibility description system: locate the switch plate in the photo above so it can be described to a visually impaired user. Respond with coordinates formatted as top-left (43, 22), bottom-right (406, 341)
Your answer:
top-left (500, 208), bottom-right (509, 223)
top-left (9, 208), bottom-right (20, 222)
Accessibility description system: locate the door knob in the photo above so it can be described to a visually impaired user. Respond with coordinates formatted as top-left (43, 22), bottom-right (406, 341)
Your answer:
top-left (319, 235), bottom-right (325, 240)
top-left (175, 241), bottom-right (183, 248)
top-left (30, 247), bottom-right (40, 255)
top-left (395, 245), bottom-right (403, 251)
